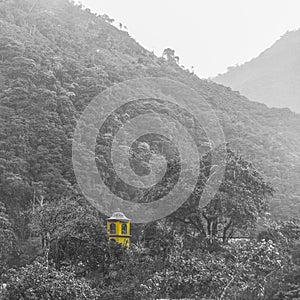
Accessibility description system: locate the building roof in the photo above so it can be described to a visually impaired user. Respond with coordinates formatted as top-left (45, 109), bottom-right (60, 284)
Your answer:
top-left (106, 211), bottom-right (131, 222)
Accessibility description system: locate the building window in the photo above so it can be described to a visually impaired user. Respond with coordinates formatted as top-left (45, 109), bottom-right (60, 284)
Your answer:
top-left (110, 223), bottom-right (116, 234)
top-left (122, 223), bottom-right (127, 234)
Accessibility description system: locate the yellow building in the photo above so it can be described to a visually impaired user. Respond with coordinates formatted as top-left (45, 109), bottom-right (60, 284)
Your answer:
top-left (107, 211), bottom-right (131, 248)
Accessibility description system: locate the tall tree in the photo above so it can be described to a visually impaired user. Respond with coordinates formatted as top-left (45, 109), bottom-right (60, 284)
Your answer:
top-left (172, 149), bottom-right (274, 243)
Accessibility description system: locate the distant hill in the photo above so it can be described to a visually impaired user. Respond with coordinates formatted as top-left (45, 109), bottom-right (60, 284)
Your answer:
top-left (214, 29), bottom-right (300, 113)
top-left (0, 0), bottom-right (299, 223)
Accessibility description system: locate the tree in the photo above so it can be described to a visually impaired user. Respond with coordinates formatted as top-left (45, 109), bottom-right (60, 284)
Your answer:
top-left (0, 202), bottom-right (16, 275)
top-left (29, 195), bottom-right (112, 275)
top-left (162, 48), bottom-right (175, 61)
top-left (139, 237), bottom-right (289, 300)
top-left (1, 259), bottom-right (101, 300)
top-left (0, 37), bottom-right (25, 62)
top-left (102, 14), bottom-right (114, 24)
top-left (172, 149), bottom-right (274, 244)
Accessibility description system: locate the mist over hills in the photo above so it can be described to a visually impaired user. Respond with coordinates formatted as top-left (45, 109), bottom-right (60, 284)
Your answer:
top-left (214, 29), bottom-right (300, 113)
top-left (0, 0), bottom-right (299, 226)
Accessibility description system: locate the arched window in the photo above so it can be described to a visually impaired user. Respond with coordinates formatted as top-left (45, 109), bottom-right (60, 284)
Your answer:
top-left (122, 223), bottom-right (127, 234)
top-left (110, 223), bottom-right (116, 234)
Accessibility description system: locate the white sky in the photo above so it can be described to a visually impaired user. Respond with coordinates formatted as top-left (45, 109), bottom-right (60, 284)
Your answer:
top-left (80, 0), bottom-right (300, 78)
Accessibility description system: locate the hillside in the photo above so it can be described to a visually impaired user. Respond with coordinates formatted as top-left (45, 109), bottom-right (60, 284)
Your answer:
top-left (0, 1), bottom-right (300, 299)
top-left (214, 29), bottom-right (300, 113)
top-left (0, 0), bottom-right (299, 229)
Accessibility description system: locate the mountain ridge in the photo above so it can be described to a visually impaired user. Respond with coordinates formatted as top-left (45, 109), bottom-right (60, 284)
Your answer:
top-left (214, 29), bottom-right (300, 113)
top-left (0, 0), bottom-right (299, 221)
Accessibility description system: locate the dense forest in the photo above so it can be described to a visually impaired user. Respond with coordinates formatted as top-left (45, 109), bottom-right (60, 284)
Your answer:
top-left (0, 0), bottom-right (299, 299)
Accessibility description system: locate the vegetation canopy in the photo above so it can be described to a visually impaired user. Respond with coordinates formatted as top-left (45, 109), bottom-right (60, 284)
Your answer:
top-left (0, 0), bottom-right (299, 299)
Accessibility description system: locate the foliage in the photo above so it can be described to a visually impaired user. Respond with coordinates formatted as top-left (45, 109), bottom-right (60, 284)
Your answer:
top-left (171, 148), bottom-right (273, 243)
top-left (0, 0), bottom-right (299, 299)
top-left (28, 195), bottom-right (115, 275)
top-left (0, 202), bottom-right (16, 275)
top-left (163, 48), bottom-right (180, 64)
top-left (1, 259), bottom-right (101, 300)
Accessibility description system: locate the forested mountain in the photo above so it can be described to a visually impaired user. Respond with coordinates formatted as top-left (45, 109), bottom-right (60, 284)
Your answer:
top-left (0, 0), bottom-right (300, 299)
top-left (214, 29), bottom-right (300, 113)
top-left (0, 0), bottom-right (299, 220)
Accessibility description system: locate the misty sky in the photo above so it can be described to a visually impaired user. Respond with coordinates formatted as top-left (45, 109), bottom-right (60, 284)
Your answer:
top-left (80, 0), bottom-right (300, 78)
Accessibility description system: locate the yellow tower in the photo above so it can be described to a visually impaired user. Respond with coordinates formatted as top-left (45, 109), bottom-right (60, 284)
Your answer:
top-left (107, 211), bottom-right (131, 248)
